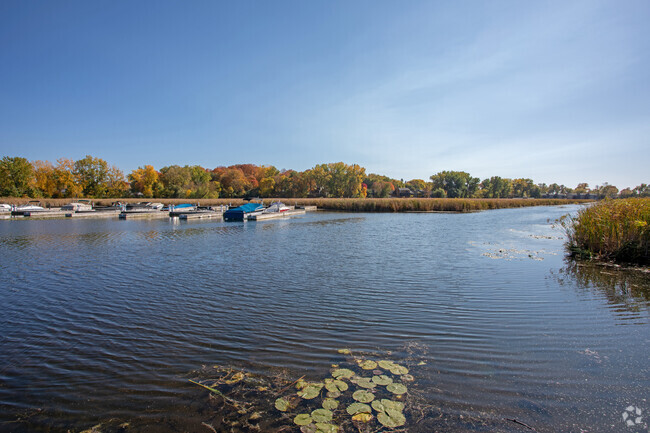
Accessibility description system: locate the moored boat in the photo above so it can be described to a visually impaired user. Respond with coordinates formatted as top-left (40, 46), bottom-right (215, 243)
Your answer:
top-left (169, 203), bottom-right (196, 215)
top-left (223, 203), bottom-right (264, 221)
top-left (12, 201), bottom-right (46, 215)
top-left (263, 202), bottom-right (290, 213)
top-left (61, 199), bottom-right (93, 212)
top-left (123, 202), bottom-right (164, 213)
top-left (0, 204), bottom-right (13, 212)
top-left (94, 202), bottom-right (125, 212)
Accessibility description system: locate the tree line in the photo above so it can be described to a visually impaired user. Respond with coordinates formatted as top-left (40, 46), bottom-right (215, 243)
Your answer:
top-left (0, 155), bottom-right (648, 200)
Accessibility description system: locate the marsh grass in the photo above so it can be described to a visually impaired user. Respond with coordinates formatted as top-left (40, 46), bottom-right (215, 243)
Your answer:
top-left (562, 198), bottom-right (650, 265)
top-left (3, 197), bottom-right (588, 212)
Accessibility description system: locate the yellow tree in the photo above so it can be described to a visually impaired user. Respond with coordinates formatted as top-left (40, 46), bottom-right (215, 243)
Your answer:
top-left (128, 165), bottom-right (159, 197)
top-left (32, 160), bottom-right (56, 198)
top-left (53, 158), bottom-right (82, 198)
top-left (259, 177), bottom-right (275, 197)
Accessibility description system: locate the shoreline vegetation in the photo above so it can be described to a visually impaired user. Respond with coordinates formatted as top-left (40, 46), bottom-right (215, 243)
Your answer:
top-left (2, 196), bottom-right (591, 212)
top-left (1, 156), bottom-right (648, 201)
top-left (561, 198), bottom-right (650, 266)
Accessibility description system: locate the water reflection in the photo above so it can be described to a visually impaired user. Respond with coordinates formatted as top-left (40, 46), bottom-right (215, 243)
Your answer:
top-left (555, 260), bottom-right (650, 321)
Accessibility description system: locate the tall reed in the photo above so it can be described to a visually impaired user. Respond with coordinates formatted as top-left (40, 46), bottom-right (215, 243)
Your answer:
top-left (562, 198), bottom-right (650, 265)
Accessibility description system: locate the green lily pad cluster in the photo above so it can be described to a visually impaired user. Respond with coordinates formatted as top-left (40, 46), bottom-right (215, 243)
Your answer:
top-left (275, 350), bottom-right (414, 431)
top-left (373, 399), bottom-right (407, 428)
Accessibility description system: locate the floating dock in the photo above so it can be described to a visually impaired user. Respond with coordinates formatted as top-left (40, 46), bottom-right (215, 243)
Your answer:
top-left (179, 211), bottom-right (223, 220)
top-left (19, 210), bottom-right (69, 218)
top-left (66, 211), bottom-right (122, 219)
top-left (296, 205), bottom-right (318, 211)
top-left (248, 209), bottom-right (306, 220)
top-left (119, 211), bottom-right (170, 219)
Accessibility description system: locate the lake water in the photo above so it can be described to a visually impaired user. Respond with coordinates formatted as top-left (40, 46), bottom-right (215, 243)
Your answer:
top-left (0, 206), bottom-right (648, 432)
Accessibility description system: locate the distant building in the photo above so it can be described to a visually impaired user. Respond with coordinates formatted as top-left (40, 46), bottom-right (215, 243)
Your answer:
top-left (393, 188), bottom-right (414, 197)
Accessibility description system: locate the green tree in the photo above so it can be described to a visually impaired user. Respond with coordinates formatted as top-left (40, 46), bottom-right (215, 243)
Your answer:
top-left (430, 171), bottom-right (479, 198)
top-left (74, 155), bottom-right (109, 197)
top-left (0, 156), bottom-right (35, 197)
top-left (480, 176), bottom-right (512, 198)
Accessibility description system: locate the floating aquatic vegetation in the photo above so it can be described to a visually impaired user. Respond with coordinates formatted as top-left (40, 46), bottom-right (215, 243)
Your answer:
top-left (358, 359), bottom-right (377, 370)
top-left (351, 412), bottom-right (373, 423)
top-left (311, 408), bottom-right (333, 422)
top-left (274, 397), bottom-right (290, 411)
top-left (331, 368), bottom-right (354, 379)
top-left (371, 399), bottom-right (404, 413)
top-left (371, 374), bottom-right (393, 386)
top-left (388, 364), bottom-right (409, 375)
top-left (386, 383), bottom-right (408, 395)
top-left (337, 348), bottom-right (351, 355)
top-left (377, 408), bottom-right (406, 427)
top-left (377, 360), bottom-right (395, 369)
top-left (350, 376), bottom-right (376, 389)
top-left (313, 423), bottom-right (338, 433)
top-left (294, 413), bottom-right (312, 425)
top-left (188, 345), bottom-right (430, 432)
top-left (346, 402), bottom-right (372, 415)
top-left (324, 378), bottom-right (348, 393)
top-left (352, 390), bottom-right (375, 403)
top-left (298, 384), bottom-right (323, 399)
top-left (322, 398), bottom-right (338, 410)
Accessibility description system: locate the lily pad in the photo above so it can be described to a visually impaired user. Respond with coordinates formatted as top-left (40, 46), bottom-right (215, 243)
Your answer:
top-left (371, 399), bottom-right (405, 413)
top-left (358, 360), bottom-right (377, 370)
top-left (401, 374), bottom-right (414, 382)
top-left (388, 364), bottom-right (409, 375)
top-left (298, 384), bottom-right (323, 399)
top-left (372, 374), bottom-right (393, 386)
top-left (386, 383), bottom-right (408, 395)
top-left (325, 379), bottom-right (348, 393)
top-left (331, 368), bottom-right (355, 380)
top-left (377, 409), bottom-right (406, 428)
top-left (315, 423), bottom-right (338, 433)
top-left (322, 398), bottom-right (338, 410)
top-left (326, 390), bottom-right (341, 399)
top-left (352, 389), bottom-right (375, 403)
top-left (294, 414), bottom-right (313, 426)
top-left (311, 409), bottom-right (333, 423)
top-left (300, 425), bottom-right (317, 433)
top-left (351, 412), bottom-right (373, 423)
top-left (338, 348), bottom-right (351, 355)
top-left (346, 402), bottom-right (372, 415)
top-left (296, 378), bottom-right (308, 389)
top-left (377, 360), bottom-right (395, 369)
top-left (274, 397), bottom-right (290, 411)
top-left (351, 376), bottom-right (376, 389)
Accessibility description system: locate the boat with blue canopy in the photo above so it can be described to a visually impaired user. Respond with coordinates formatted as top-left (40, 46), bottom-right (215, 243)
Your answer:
top-left (223, 203), bottom-right (264, 221)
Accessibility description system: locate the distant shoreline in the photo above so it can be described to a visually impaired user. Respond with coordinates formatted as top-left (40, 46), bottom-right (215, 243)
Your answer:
top-left (1, 197), bottom-right (591, 213)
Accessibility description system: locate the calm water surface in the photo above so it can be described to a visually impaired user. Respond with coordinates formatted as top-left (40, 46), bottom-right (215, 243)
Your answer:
top-left (0, 206), bottom-right (648, 432)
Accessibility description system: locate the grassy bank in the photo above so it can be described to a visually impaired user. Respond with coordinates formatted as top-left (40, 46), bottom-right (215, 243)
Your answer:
top-left (562, 198), bottom-right (650, 265)
top-left (2, 196), bottom-right (589, 212)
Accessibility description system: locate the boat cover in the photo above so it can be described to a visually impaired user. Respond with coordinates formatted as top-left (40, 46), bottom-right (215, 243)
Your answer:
top-left (227, 203), bottom-right (264, 213)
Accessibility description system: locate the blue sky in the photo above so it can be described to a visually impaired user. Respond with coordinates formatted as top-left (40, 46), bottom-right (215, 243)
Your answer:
top-left (1, 0), bottom-right (648, 188)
